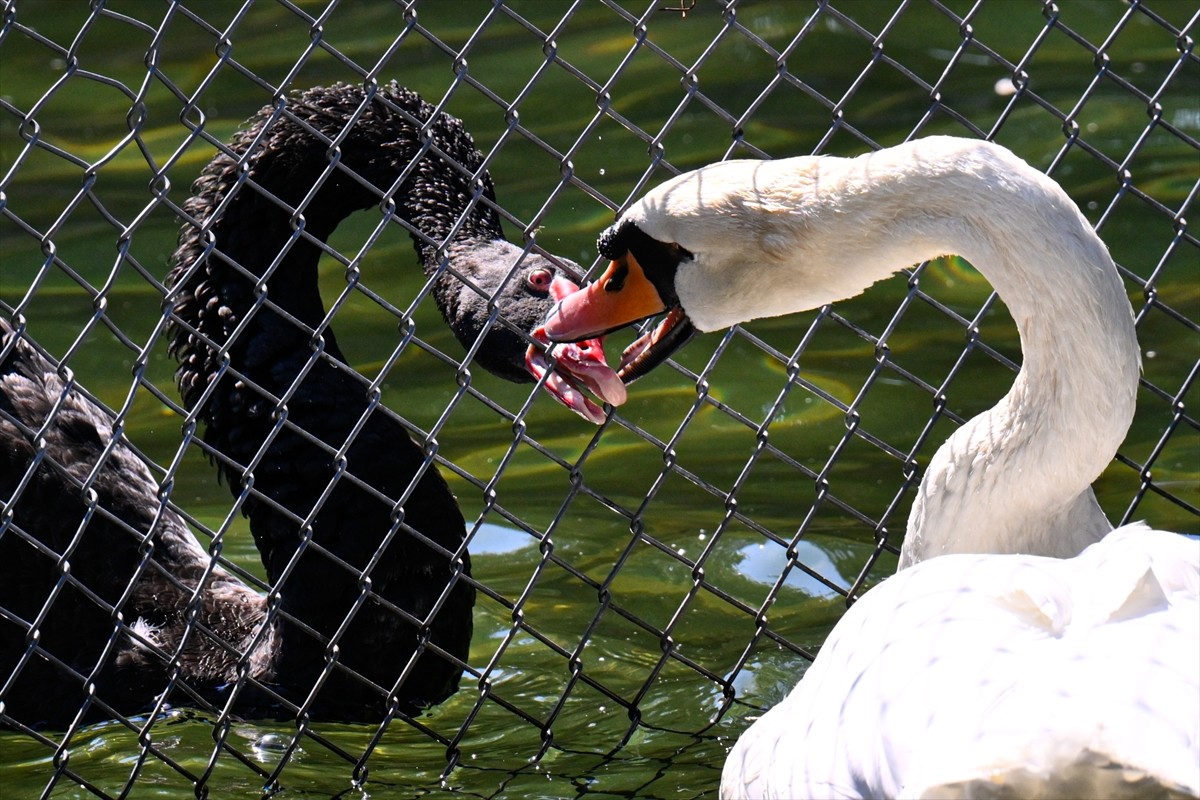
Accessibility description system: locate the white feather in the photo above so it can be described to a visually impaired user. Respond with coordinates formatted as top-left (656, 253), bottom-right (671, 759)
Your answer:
top-left (616, 137), bottom-right (1198, 798)
top-left (721, 526), bottom-right (1199, 798)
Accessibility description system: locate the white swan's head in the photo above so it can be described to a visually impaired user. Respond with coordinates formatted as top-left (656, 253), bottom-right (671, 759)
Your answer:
top-left (546, 136), bottom-right (1142, 565)
top-left (543, 153), bottom-right (914, 380)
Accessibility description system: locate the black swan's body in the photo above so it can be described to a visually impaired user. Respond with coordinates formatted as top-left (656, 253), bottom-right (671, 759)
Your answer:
top-left (0, 83), bottom-right (620, 728)
top-left (0, 319), bottom-right (266, 727)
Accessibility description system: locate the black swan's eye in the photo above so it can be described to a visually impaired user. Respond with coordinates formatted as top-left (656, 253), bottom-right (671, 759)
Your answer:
top-left (526, 268), bottom-right (553, 293)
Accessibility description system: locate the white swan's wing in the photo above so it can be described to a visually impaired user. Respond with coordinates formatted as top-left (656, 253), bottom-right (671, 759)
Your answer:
top-left (720, 526), bottom-right (1200, 800)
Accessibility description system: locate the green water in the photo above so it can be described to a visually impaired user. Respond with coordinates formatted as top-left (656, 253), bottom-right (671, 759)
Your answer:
top-left (1, 1), bottom-right (1197, 797)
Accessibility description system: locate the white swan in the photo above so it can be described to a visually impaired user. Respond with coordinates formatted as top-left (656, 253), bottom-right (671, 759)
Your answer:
top-left (544, 137), bottom-right (1200, 798)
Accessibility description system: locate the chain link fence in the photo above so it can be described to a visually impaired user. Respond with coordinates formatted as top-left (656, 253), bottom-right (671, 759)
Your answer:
top-left (1, 0), bottom-right (1197, 797)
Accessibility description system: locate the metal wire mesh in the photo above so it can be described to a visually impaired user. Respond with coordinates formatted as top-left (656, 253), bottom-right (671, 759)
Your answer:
top-left (1, 0), bottom-right (1197, 797)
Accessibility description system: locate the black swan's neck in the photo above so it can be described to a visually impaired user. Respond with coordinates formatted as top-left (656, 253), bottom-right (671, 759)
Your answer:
top-left (169, 82), bottom-right (502, 415)
top-left (166, 83), bottom-right (476, 717)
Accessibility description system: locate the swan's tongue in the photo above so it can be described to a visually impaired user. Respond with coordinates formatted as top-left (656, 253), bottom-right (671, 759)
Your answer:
top-left (526, 330), bottom-right (626, 424)
top-left (524, 275), bottom-right (626, 424)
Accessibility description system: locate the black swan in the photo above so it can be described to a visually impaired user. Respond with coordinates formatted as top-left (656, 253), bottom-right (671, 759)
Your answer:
top-left (0, 82), bottom-right (623, 728)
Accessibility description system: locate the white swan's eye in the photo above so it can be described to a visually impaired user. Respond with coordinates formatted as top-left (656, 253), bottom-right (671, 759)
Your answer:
top-left (526, 268), bottom-right (553, 293)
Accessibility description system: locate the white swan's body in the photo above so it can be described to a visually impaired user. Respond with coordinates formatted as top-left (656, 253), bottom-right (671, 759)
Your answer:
top-left (543, 137), bottom-right (1200, 798)
top-left (723, 525), bottom-right (1199, 798)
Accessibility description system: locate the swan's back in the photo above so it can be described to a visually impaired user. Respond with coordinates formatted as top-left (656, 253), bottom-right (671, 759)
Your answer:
top-left (0, 320), bottom-right (266, 727)
top-left (720, 526), bottom-right (1200, 799)
top-left (0, 320), bottom-right (180, 723)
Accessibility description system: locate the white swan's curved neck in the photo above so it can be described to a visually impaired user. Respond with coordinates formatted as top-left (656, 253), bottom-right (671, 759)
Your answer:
top-left (670, 139), bottom-right (1140, 565)
top-left (831, 141), bottom-right (1138, 564)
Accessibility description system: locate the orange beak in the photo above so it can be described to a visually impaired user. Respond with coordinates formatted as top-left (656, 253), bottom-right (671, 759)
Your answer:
top-left (543, 253), bottom-right (667, 342)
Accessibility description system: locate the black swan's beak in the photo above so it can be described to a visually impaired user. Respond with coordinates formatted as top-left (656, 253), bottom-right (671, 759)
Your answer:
top-left (525, 276), bottom-right (627, 423)
top-left (526, 330), bottom-right (627, 424)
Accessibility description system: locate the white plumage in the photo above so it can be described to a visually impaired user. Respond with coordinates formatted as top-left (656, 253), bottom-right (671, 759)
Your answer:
top-left (549, 137), bottom-right (1200, 798)
top-left (722, 525), bottom-right (1198, 798)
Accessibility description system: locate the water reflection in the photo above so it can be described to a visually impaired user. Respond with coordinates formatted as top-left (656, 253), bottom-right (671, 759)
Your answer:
top-left (470, 521), bottom-right (540, 556)
top-left (733, 539), bottom-right (849, 599)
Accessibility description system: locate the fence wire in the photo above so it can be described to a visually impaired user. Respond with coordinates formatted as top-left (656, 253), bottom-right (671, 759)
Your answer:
top-left (1, 0), bottom-right (1197, 797)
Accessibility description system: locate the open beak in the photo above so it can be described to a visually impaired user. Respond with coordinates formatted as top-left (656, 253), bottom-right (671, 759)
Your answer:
top-left (543, 254), bottom-right (696, 384)
top-left (614, 307), bottom-right (695, 384)
top-left (526, 330), bottom-right (626, 424)
top-left (524, 275), bottom-right (627, 424)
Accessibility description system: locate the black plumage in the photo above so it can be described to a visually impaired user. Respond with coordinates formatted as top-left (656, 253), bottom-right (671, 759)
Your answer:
top-left (0, 319), bottom-right (266, 727)
top-left (1, 83), bottom-right (616, 728)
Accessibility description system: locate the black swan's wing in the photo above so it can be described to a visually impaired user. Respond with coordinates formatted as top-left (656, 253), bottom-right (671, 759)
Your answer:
top-left (0, 320), bottom-right (264, 728)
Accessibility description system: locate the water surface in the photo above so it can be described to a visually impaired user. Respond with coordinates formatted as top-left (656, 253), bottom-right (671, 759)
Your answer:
top-left (1, 1), bottom-right (1196, 797)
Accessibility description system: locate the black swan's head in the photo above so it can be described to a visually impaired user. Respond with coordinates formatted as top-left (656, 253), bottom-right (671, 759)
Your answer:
top-left (168, 82), bottom-right (624, 424)
top-left (435, 239), bottom-right (625, 422)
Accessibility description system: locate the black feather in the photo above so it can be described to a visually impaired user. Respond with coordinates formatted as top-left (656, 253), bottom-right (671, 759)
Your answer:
top-left (1, 83), bottom-right (584, 727)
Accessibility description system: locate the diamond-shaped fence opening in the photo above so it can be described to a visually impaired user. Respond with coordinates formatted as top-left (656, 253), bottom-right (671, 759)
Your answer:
top-left (0, 1), bottom-right (1196, 797)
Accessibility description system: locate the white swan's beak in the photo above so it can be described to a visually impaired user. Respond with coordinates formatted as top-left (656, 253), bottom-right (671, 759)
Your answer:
top-left (614, 306), bottom-right (695, 384)
top-left (543, 254), bottom-right (667, 341)
top-left (543, 254), bottom-right (695, 384)
top-left (524, 275), bottom-right (626, 423)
